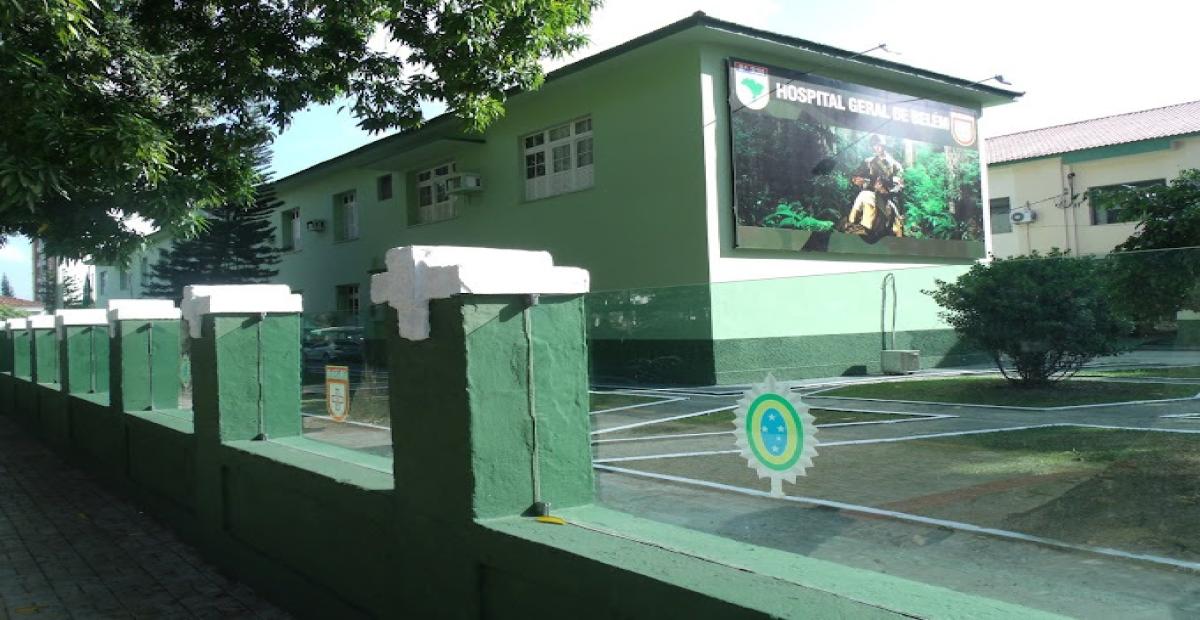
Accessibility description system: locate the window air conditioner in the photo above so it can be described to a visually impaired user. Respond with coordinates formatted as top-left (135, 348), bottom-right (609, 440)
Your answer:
top-left (445, 172), bottom-right (483, 194)
top-left (1009, 207), bottom-right (1036, 225)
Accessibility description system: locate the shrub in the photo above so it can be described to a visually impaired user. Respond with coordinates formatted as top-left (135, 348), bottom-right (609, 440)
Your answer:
top-left (927, 251), bottom-right (1130, 385)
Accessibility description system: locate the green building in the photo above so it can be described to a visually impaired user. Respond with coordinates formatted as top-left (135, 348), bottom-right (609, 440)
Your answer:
top-left (93, 13), bottom-right (1019, 385)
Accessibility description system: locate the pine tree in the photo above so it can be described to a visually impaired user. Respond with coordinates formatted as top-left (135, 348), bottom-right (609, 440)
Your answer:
top-left (81, 275), bottom-right (93, 308)
top-left (144, 145), bottom-right (283, 301)
top-left (60, 274), bottom-right (83, 308)
top-left (0, 274), bottom-right (13, 297)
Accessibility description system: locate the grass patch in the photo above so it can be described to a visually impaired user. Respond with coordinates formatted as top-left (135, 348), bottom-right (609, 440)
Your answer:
top-left (935, 427), bottom-right (1200, 558)
top-left (590, 392), bottom-right (671, 412)
top-left (1081, 365), bottom-right (1200, 379)
top-left (818, 376), bottom-right (1199, 407)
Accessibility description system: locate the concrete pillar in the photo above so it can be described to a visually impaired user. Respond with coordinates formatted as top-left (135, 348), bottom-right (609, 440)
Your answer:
top-left (371, 247), bottom-right (592, 618)
top-left (371, 247), bottom-right (594, 520)
top-left (0, 319), bottom-right (20, 416)
top-left (183, 285), bottom-right (303, 443)
top-left (56, 309), bottom-right (110, 396)
top-left (10, 318), bottom-right (31, 380)
top-left (29, 315), bottom-right (58, 385)
top-left (107, 300), bottom-right (183, 412)
top-left (8, 319), bottom-right (32, 423)
top-left (0, 321), bottom-right (12, 375)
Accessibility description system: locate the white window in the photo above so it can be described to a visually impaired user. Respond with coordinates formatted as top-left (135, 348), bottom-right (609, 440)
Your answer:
top-left (335, 191), bottom-right (358, 241)
top-left (415, 163), bottom-right (458, 224)
top-left (523, 116), bottom-right (593, 201)
top-left (283, 208), bottom-right (302, 250)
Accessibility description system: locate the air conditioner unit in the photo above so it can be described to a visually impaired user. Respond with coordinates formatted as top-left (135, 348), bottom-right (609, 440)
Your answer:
top-left (306, 219), bottom-right (326, 233)
top-left (881, 350), bottom-right (920, 375)
top-left (445, 172), bottom-right (482, 194)
top-left (1009, 207), bottom-right (1036, 225)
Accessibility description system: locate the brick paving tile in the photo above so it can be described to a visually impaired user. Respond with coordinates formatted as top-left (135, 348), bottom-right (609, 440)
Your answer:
top-left (0, 416), bottom-right (291, 619)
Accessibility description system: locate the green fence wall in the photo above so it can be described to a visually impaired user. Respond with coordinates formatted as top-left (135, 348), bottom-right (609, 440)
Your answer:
top-left (0, 300), bottom-right (1052, 620)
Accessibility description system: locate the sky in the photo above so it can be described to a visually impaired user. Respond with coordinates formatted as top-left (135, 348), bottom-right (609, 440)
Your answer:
top-left (10, 0), bottom-right (1199, 299)
top-left (270, 0), bottom-right (1200, 178)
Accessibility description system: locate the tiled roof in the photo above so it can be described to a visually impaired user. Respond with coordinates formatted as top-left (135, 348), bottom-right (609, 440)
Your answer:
top-left (0, 296), bottom-right (42, 308)
top-left (986, 100), bottom-right (1200, 164)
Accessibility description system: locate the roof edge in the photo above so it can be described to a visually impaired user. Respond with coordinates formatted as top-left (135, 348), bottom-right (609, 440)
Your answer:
top-left (271, 11), bottom-right (1023, 188)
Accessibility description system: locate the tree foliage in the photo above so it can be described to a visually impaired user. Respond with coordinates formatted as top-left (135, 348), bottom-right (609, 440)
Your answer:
top-left (1106, 169), bottom-right (1200, 327)
top-left (927, 251), bottom-right (1129, 385)
top-left (1, 0), bottom-right (599, 261)
top-left (0, 274), bottom-right (12, 298)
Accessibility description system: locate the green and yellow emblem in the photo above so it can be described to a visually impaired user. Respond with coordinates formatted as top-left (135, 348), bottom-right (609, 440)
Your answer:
top-left (733, 374), bottom-right (819, 496)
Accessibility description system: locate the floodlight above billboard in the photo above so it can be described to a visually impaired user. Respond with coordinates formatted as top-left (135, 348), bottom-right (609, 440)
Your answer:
top-left (729, 59), bottom-right (985, 259)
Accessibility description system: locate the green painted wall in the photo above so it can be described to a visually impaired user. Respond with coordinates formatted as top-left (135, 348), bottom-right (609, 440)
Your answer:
top-left (261, 38), bottom-right (709, 334)
top-left (0, 295), bottom-right (1056, 619)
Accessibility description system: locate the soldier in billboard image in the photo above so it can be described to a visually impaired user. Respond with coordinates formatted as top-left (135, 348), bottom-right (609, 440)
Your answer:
top-left (842, 135), bottom-right (905, 242)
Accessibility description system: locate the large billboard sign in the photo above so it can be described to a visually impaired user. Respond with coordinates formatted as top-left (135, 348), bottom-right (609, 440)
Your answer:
top-left (729, 59), bottom-right (985, 259)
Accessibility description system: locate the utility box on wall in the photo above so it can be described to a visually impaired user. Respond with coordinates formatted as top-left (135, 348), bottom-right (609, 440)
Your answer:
top-left (881, 350), bottom-right (920, 374)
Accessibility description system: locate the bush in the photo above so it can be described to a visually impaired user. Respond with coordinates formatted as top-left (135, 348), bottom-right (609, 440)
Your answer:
top-left (927, 251), bottom-right (1130, 385)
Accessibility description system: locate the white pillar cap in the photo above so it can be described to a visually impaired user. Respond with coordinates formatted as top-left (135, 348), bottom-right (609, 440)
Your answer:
top-left (55, 309), bottom-right (109, 337)
top-left (107, 299), bottom-right (182, 322)
top-left (181, 285), bottom-right (302, 338)
top-left (28, 315), bottom-right (56, 330)
top-left (370, 246), bottom-right (590, 341)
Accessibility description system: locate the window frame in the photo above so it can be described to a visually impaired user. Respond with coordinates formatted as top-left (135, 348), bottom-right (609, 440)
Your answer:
top-left (412, 162), bottom-right (458, 225)
top-left (281, 208), bottom-right (302, 251)
top-left (988, 197), bottom-right (1013, 235)
top-left (377, 174), bottom-right (393, 201)
top-left (522, 116), bottom-right (594, 201)
top-left (1088, 179), bottom-right (1163, 226)
top-left (336, 283), bottom-right (361, 316)
top-left (334, 190), bottom-right (359, 242)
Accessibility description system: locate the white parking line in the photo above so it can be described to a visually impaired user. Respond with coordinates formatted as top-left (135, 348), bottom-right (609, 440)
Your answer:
top-left (592, 424), bottom-right (1062, 463)
top-left (591, 405), bottom-right (738, 436)
top-left (589, 395), bottom-right (688, 415)
top-left (301, 413), bottom-right (392, 431)
top-left (594, 464), bottom-right (1200, 573)
top-left (592, 430), bottom-right (732, 445)
top-left (591, 412), bottom-right (958, 445)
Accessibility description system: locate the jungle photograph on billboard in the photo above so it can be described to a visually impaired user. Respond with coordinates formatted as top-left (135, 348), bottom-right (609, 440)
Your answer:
top-left (729, 59), bottom-right (985, 258)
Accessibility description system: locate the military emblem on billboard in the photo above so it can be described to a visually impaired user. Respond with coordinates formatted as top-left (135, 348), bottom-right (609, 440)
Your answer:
top-left (733, 62), bottom-right (770, 111)
top-left (325, 365), bottom-right (350, 422)
top-left (950, 111), bottom-right (978, 147)
top-left (733, 374), bottom-right (819, 497)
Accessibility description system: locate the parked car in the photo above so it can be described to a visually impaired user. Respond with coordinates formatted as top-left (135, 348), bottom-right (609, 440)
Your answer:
top-left (302, 326), bottom-right (365, 363)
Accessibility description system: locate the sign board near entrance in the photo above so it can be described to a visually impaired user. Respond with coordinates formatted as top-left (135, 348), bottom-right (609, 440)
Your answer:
top-left (729, 58), bottom-right (985, 259)
top-left (325, 365), bottom-right (350, 422)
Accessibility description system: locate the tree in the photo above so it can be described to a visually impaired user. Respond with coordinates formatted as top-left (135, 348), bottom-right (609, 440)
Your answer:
top-left (143, 147), bottom-right (283, 300)
top-left (59, 274), bottom-right (85, 308)
top-left (2, 0), bottom-right (599, 262)
top-left (1105, 169), bottom-right (1200, 329)
top-left (0, 274), bottom-right (12, 298)
top-left (927, 251), bottom-right (1130, 385)
top-left (81, 275), bottom-right (93, 308)
top-left (36, 273), bottom-right (58, 313)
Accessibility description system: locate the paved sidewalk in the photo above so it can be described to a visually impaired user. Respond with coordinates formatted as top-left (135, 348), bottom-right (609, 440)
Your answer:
top-left (0, 415), bottom-right (289, 619)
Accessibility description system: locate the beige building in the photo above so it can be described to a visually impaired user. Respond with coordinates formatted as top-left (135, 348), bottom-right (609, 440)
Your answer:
top-left (986, 101), bottom-right (1200, 257)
